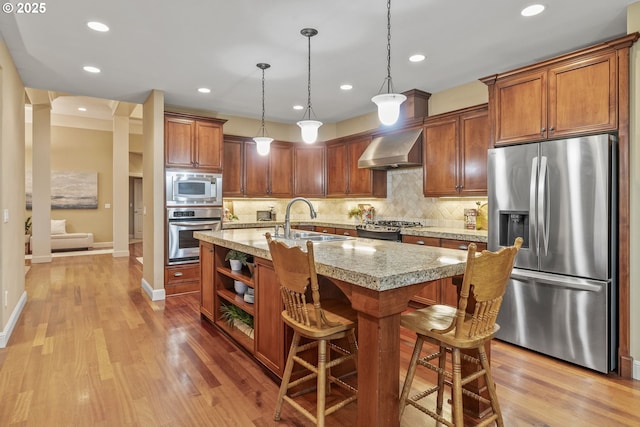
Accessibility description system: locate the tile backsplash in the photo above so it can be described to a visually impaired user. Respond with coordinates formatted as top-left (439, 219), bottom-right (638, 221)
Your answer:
top-left (225, 168), bottom-right (487, 229)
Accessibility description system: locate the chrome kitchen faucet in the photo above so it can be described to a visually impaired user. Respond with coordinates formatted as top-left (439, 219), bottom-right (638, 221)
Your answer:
top-left (283, 197), bottom-right (317, 239)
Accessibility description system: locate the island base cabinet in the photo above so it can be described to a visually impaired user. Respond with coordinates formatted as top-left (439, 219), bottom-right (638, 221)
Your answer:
top-left (200, 242), bottom-right (215, 320)
top-left (254, 258), bottom-right (289, 377)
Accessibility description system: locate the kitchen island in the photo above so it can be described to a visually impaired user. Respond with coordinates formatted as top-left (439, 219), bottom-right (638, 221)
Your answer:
top-left (195, 228), bottom-right (468, 427)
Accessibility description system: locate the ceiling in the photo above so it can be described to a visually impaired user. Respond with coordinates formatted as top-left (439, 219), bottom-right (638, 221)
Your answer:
top-left (0, 1), bottom-right (635, 124)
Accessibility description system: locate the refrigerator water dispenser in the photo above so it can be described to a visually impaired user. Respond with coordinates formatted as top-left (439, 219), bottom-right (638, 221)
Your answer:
top-left (498, 211), bottom-right (529, 248)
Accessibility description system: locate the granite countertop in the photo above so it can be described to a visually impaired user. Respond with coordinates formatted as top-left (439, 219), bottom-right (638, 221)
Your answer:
top-left (222, 220), bottom-right (488, 243)
top-left (195, 228), bottom-right (468, 292)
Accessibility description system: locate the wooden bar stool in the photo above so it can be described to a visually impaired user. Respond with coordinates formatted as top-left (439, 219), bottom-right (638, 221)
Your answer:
top-left (399, 237), bottom-right (523, 427)
top-left (266, 232), bottom-right (358, 427)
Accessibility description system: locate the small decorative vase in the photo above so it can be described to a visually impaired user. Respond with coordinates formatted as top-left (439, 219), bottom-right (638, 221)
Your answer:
top-left (234, 280), bottom-right (248, 295)
top-left (229, 259), bottom-right (243, 271)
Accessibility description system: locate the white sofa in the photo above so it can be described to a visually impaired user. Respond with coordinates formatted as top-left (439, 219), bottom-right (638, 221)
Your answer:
top-left (30, 219), bottom-right (94, 252)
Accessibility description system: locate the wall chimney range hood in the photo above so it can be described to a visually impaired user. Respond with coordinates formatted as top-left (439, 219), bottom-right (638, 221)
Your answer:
top-left (358, 128), bottom-right (423, 169)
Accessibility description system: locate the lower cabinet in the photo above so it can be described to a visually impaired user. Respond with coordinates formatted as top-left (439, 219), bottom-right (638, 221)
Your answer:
top-left (402, 235), bottom-right (487, 307)
top-left (165, 263), bottom-right (200, 295)
top-left (335, 227), bottom-right (357, 237)
top-left (200, 242), bottom-right (215, 319)
top-left (314, 226), bottom-right (335, 234)
top-left (254, 258), bottom-right (288, 376)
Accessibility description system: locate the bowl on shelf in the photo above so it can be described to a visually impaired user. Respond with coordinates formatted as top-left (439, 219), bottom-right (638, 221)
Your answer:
top-left (234, 280), bottom-right (248, 295)
top-left (243, 287), bottom-right (254, 304)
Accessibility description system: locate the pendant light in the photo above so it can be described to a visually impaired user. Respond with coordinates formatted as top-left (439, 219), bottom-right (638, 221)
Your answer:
top-left (371, 0), bottom-right (406, 126)
top-left (297, 28), bottom-right (322, 144)
top-left (253, 63), bottom-right (273, 156)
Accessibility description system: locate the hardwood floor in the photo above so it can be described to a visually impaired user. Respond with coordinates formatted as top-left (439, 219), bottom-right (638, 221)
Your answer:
top-left (3, 243), bottom-right (639, 426)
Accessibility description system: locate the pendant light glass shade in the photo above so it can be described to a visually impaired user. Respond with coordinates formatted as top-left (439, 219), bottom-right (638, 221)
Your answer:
top-left (372, 0), bottom-right (405, 126)
top-left (298, 28), bottom-right (322, 144)
top-left (372, 93), bottom-right (407, 126)
top-left (254, 136), bottom-right (273, 156)
top-left (253, 63), bottom-right (273, 156)
top-left (297, 120), bottom-right (322, 144)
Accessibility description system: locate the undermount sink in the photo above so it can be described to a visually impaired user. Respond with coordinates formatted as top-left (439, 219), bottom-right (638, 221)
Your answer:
top-left (273, 230), bottom-right (354, 243)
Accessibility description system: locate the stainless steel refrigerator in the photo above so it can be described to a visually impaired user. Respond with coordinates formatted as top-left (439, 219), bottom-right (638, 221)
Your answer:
top-left (487, 134), bottom-right (616, 373)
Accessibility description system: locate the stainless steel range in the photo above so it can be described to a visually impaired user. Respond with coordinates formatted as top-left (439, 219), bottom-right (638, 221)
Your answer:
top-left (355, 220), bottom-right (422, 241)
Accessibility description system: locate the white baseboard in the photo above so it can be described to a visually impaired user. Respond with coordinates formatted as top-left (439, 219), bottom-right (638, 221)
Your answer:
top-left (634, 359), bottom-right (640, 380)
top-left (0, 291), bottom-right (27, 348)
top-left (141, 278), bottom-right (165, 301)
top-left (112, 250), bottom-right (130, 258)
top-left (31, 255), bottom-right (52, 263)
top-left (93, 241), bottom-right (113, 249)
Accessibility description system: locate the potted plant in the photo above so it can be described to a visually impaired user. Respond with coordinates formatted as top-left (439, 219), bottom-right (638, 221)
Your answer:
top-left (219, 304), bottom-right (254, 338)
top-left (225, 249), bottom-right (248, 271)
top-left (348, 207), bottom-right (363, 223)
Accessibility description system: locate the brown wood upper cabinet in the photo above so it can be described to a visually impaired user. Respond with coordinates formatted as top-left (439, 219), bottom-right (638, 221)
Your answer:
top-left (482, 34), bottom-right (639, 146)
top-left (326, 136), bottom-right (386, 198)
top-left (423, 105), bottom-right (489, 197)
top-left (293, 144), bottom-right (325, 197)
top-left (222, 136), bottom-right (244, 197)
top-left (165, 113), bottom-right (225, 171)
top-left (245, 141), bottom-right (292, 197)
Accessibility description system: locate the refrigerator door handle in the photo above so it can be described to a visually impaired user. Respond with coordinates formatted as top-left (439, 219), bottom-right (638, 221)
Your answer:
top-left (511, 269), bottom-right (605, 292)
top-left (538, 156), bottom-right (550, 255)
top-left (529, 156), bottom-right (538, 256)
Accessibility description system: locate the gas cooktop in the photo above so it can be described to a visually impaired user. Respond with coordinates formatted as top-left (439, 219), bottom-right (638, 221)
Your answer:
top-left (356, 220), bottom-right (422, 232)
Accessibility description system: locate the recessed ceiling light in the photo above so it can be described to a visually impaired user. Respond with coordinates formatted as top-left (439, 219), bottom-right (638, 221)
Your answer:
top-left (78, 107), bottom-right (87, 112)
top-left (197, 87), bottom-right (211, 94)
top-left (87, 21), bottom-right (109, 32)
top-left (293, 105), bottom-right (304, 110)
top-left (83, 65), bottom-right (101, 73)
top-left (521, 4), bottom-right (545, 17)
top-left (340, 84), bottom-right (353, 91)
top-left (409, 54), bottom-right (426, 63)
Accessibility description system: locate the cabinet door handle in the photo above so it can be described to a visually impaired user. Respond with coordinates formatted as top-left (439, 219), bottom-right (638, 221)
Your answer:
top-left (541, 127), bottom-right (546, 134)
top-left (458, 244), bottom-right (469, 250)
top-left (321, 229), bottom-right (328, 233)
top-left (416, 240), bottom-right (425, 245)
top-left (343, 232), bottom-right (350, 236)
top-left (173, 272), bottom-right (183, 277)
top-left (549, 126), bottom-right (555, 132)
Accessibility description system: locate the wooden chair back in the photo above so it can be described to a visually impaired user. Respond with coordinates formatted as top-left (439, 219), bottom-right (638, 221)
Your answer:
top-left (443, 237), bottom-right (523, 340)
top-left (266, 232), bottom-right (334, 329)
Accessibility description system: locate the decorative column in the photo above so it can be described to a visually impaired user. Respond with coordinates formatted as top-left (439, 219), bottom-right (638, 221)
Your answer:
top-left (30, 103), bottom-right (52, 263)
top-left (112, 109), bottom-right (131, 257)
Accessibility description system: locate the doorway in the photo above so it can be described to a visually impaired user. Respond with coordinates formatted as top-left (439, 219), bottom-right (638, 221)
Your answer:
top-left (129, 177), bottom-right (143, 241)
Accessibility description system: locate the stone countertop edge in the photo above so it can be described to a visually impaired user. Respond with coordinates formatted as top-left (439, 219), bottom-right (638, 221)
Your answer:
top-left (222, 220), bottom-right (357, 229)
top-left (404, 227), bottom-right (488, 243)
top-left (222, 221), bottom-right (488, 243)
top-left (195, 228), bottom-right (468, 292)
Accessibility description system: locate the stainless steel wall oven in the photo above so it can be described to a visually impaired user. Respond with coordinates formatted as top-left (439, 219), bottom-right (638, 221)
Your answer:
top-left (167, 207), bottom-right (222, 265)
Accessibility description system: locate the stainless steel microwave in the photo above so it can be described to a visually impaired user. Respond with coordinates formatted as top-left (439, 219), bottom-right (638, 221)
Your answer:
top-left (165, 171), bottom-right (222, 206)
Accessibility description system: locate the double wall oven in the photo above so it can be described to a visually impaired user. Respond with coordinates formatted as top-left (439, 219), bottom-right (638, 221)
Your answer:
top-left (166, 171), bottom-right (223, 265)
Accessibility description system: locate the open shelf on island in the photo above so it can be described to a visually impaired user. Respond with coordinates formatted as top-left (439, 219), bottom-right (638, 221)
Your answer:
top-left (216, 266), bottom-right (255, 287)
top-left (215, 319), bottom-right (254, 351)
top-left (217, 288), bottom-right (255, 315)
